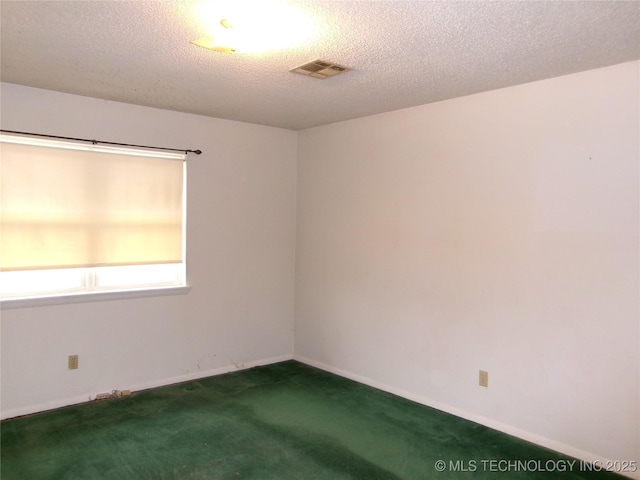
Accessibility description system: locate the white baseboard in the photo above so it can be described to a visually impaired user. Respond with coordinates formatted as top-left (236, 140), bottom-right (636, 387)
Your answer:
top-left (1, 393), bottom-right (96, 421)
top-left (1, 353), bottom-right (293, 421)
top-left (119, 353), bottom-right (294, 397)
top-left (293, 354), bottom-right (639, 480)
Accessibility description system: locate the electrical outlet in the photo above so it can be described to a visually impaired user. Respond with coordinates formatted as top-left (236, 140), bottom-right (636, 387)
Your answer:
top-left (479, 370), bottom-right (489, 387)
top-left (68, 354), bottom-right (79, 370)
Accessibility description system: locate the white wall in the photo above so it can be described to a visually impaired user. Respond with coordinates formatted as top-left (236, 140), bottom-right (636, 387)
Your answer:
top-left (0, 83), bottom-right (297, 418)
top-left (296, 61), bottom-right (639, 472)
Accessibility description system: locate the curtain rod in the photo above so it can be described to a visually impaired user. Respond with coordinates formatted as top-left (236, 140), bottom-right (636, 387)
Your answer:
top-left (0, 129), bottom-right (202, 155)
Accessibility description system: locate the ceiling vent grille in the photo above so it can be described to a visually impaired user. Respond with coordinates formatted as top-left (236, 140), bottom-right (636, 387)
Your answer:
top-left (290, 60), bottom-right (351, 79)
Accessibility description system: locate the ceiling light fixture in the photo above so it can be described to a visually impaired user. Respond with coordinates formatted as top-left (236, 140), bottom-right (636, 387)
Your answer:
top-left (191, 1), bottom-right (318, 55)
top-left (191, 18), bottom-right (236, 54)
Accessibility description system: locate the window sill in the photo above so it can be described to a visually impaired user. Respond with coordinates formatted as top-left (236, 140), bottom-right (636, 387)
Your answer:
top-left (0, 285), bottom-right (191, 310)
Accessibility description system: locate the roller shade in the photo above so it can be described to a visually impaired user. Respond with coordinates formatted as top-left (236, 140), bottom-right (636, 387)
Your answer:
top-left (0, 135), bottom-right (185, 271)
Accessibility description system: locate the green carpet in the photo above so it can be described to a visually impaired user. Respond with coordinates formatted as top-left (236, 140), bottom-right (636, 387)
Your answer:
top-left (0, 361), bottom-right (623, 479)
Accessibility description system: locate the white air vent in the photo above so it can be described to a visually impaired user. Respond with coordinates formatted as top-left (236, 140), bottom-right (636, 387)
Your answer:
top-left (290, 60), bottom-right (351, 79)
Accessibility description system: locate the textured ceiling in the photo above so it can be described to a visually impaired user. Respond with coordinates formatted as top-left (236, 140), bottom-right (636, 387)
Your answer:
top-left (1, 0), bottom-right (638, 130)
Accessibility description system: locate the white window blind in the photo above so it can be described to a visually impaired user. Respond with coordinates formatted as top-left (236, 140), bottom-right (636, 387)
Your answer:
top-left (0, 134), bottom-right (185, 273)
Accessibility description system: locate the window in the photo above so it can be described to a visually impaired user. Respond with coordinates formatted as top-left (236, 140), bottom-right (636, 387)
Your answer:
top-left (0, 134), bottom-right (187, 301)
